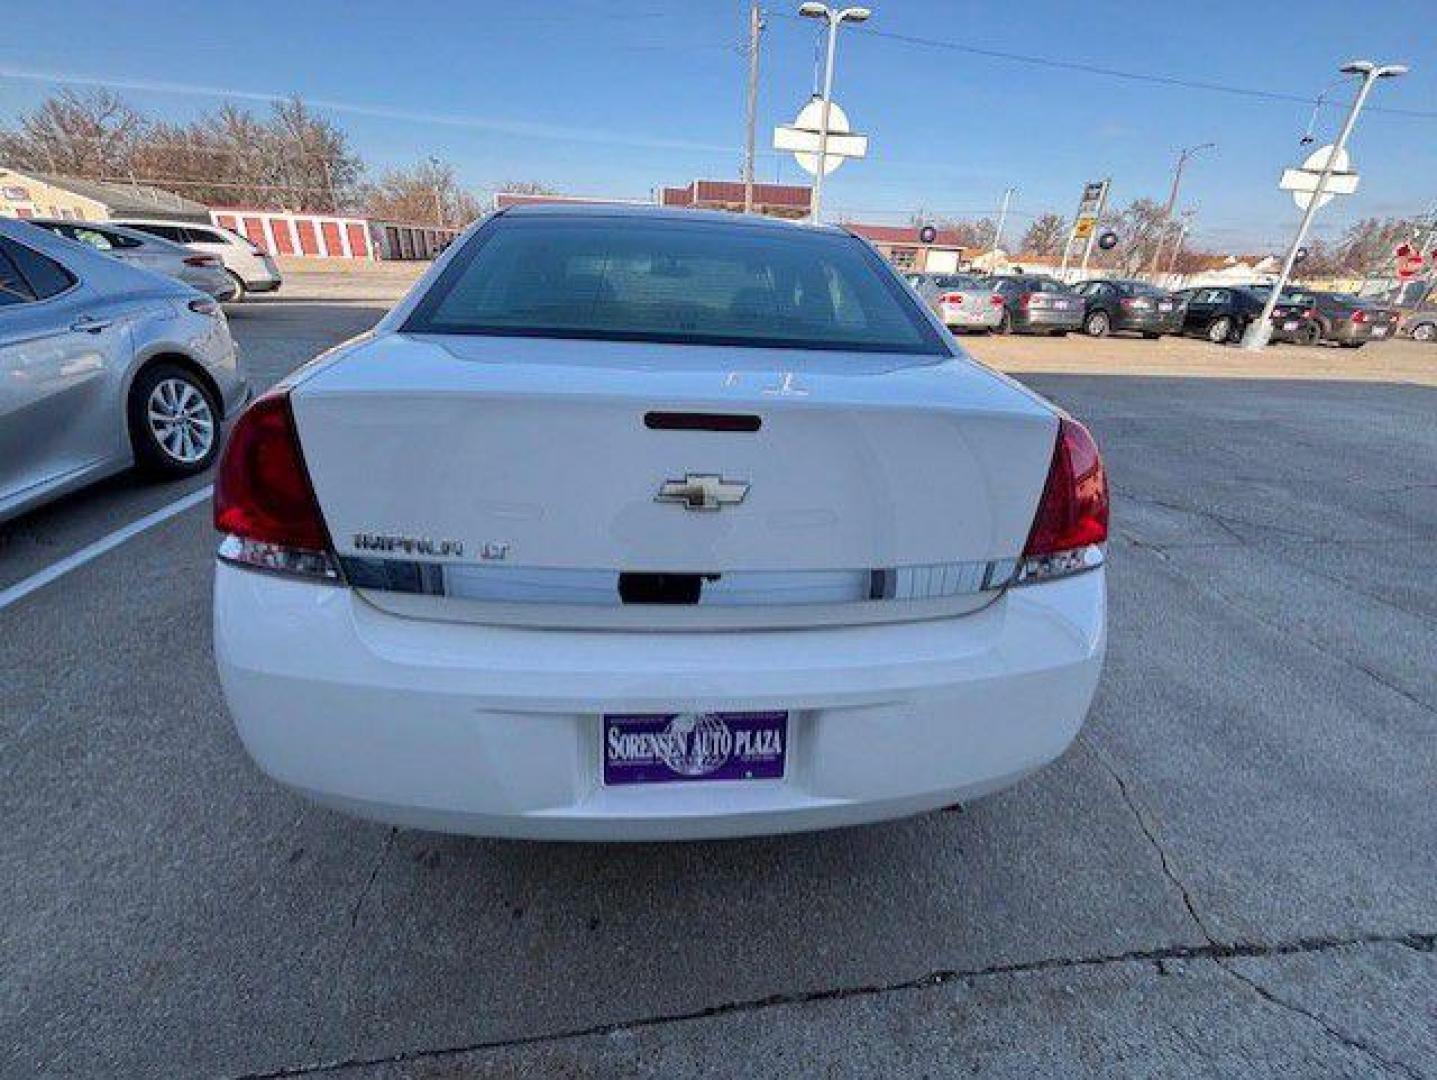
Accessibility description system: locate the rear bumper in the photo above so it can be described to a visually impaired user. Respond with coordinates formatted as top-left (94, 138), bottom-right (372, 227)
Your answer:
top-left (1325, 322), bottom-right (1372, 344)
top-left (939, 302), bottom-right (1003, 329)
top-left (1116, 312), bottom-right (1182, 334)
top-left (214, 563), bottom-right (1106, 840)
top-left (1015, 308), bottom-right (1084, 333)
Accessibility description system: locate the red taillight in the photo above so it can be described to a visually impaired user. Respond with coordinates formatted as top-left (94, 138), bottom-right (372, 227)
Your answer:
top-left (938, 292), bottom-right (964, 305)
top-left (1019, 292), bottom-right (1034, 309)
top-left (990, 294), bottom-right (1004, 307)
top-left (1304, 308), bottom-right (1316, 320)
top-left (214, 392), bottom-right (338, 579)
top-left (1351, 309), bottom-right (1366, 323)
top-left (184, 254), bottom-right (220, 267)
top-left (1019, 417), bottom-right (1108, 582)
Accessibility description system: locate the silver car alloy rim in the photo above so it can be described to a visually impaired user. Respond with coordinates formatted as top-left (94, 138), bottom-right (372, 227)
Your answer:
top-left (147, 378), bottom-right (214, 463)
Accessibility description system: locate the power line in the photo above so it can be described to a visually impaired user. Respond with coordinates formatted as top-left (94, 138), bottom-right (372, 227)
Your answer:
top-left (771, 16), bottom-right (1434, 120)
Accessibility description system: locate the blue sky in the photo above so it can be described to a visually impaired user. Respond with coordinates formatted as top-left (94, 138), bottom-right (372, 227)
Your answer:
top-left (1, 0), bottom-right (1432, 251)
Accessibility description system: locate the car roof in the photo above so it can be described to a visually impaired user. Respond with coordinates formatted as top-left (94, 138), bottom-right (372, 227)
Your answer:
top-left (499, 202), bottom-right (846, 235)
top-left (0, 216), bottom-right (191, 292)
top-left (27, 217), bottom-right (188, 251)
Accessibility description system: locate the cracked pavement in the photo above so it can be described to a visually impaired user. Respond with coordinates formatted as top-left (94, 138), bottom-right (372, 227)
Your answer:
top-left (1, 306), bottom-right (1434, 1078)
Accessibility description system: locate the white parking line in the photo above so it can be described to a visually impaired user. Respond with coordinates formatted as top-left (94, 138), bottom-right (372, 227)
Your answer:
top-left (0, 486), bottom-right (214, 613)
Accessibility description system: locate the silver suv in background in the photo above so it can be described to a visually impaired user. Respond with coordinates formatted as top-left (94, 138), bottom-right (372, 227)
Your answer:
top-left (0, 217), bottom-right (247, 522)
top-left (112, 218), bottom-right (283, 301)
top-left (25, 218), bottom-right (236, 302)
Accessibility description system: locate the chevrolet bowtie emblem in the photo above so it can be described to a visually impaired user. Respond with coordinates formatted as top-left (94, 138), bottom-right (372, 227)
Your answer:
top-left (655, 473), bottom-right (750, 512)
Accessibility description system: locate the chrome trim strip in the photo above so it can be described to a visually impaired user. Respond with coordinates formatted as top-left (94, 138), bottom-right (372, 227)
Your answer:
top-left (337, 556), bottom-right (1021, 606)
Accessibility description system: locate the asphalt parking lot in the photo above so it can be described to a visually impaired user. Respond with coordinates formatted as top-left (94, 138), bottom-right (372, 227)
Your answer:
top-left (2, 287), bottom-right (1434, 1078)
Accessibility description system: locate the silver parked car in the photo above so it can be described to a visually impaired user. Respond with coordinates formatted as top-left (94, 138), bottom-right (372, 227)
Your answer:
top-left (905, 272), bottom-right (1004, 333)
top-left (0, 218), bottom-right (248, 523)
top-left (25, 218), bottom-right (237, 302)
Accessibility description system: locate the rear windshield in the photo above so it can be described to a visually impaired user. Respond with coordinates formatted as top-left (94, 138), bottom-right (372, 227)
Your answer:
top-left (404, 216), bottom-right (947, 354)
top-left (931, 275), bottom-right (984, 290)
top-left (1117, 281), bottom-right (1164, 297)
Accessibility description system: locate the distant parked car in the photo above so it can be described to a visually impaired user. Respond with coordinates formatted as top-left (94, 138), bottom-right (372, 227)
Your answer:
top-left (0, 218), bottom-right (247, 522)
top-left (113, 218), bottom-right (283, 301)
top-left (1174, 286), bottom-right (1268, 344)
top-left (26, 218), bottom-right (236, 302)
top-left (906, 272), bottom-right (1004, 333)
top-left (983, 275), bottom-right (1083, 336)
top-left (1398, 284), bottom-right (1436, 342)
top-left (1071, 279), bottom-right (1185, 338)
top-left (1304, 291), bottom-right (1399, 347)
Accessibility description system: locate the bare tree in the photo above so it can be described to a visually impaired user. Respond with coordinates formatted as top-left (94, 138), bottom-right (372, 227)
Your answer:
top-left (363, 159), bottom-right (482, 227)
top-left (1100, 198), bottom-right (1170, 275)
top-left (0, 88), bottom-right (148, 177)
top-left (1334, 216), bottom-right (1423, 277)
top-left (3, 90), bottom-right (363, 211)
top-left (1019, 213), bottom-right (1068, 256)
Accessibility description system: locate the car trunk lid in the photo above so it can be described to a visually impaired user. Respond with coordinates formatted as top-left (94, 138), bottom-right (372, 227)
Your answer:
top-left (289, 333), bottom-right (1059, 622)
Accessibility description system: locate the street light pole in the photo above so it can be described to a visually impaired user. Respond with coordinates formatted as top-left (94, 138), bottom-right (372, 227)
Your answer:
top-left (800, 3), bottom-right (871, 224)
top-left (1148, 143), bottom-right (1213, 274)
top-left (743, 2), bottom-right (764, 215)
top-left (992, 187), bottom-right (1015, 255)
top-left (1167, 209), bottom-right (1196, 277)
top-left (427, 155), bottom-right (445, 228)
top-left (1242, 60), bottom-right (1407, 351)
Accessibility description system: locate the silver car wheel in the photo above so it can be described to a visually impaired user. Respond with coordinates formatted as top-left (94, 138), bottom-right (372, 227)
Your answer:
top-left (1414, 322), bottom-right (1436, 342)
top-left (147, 378), bottom-right (215, 464)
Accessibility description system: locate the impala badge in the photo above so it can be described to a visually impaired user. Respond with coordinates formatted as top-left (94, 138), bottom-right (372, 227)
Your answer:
top-left (656, 474), bottom-right (749, 512)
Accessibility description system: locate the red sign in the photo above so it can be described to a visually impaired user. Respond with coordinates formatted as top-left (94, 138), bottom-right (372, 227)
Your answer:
top-left (1396, 243), bottom-right (1424, 280)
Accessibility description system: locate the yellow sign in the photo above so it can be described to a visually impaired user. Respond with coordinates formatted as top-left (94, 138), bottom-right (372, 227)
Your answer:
top-left (1073, 217), bottom-right (1096, 239)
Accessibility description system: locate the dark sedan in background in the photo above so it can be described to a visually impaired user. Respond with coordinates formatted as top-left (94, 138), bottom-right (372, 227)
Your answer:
top-left (1174, 286), bottom-right (1268, 343)
top-left (983, 275), bottom-right (1084, 335)
top-left (1304, 291), bottom-right (1400, 347)
top-left (1248, 287), bottom-right (1400, 348)
top-left (1072, 278), bottom-right (1185, 338)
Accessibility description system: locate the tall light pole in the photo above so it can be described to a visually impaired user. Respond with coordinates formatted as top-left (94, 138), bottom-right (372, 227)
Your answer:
top-left (992, 187), bottom-right (1016, 255)
top-left (743, 2), bottom-right (765, 214)
top-left (799, 2), bottom-right (871, 223)
top-left (1148, 142), bottom-right (1213, 274)
top-left (427, 155), bottom-right (446, 228)
top-left (1242, 60), bottom-right (1407, 350)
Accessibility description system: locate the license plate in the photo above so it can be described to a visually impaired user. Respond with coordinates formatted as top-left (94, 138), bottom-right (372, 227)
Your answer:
top-left (1159, 302), bottom-right (1173, 312)
top-left (1284, 320), bottom-right (1300, 331)
top-left (1053, 300), bottom-right (1070, 310)
top-left (1372, 326), bottom-right (1388, 337)
top-left (603, 711), bottom-right (788, 785)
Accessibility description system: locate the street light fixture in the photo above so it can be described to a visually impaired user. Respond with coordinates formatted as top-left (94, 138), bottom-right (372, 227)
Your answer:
top-left (798, 3), bottom-right (872, 223)
top-left (1242, 59), bottom-right (1407, 350)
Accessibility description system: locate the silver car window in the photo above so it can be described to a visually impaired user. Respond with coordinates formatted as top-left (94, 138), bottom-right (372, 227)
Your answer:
top-left (0, 235), bottom-right (75, 301)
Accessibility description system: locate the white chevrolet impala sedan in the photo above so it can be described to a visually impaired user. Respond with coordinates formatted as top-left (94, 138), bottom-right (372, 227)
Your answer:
top-left (213, 205), bottom-right (1107, 840)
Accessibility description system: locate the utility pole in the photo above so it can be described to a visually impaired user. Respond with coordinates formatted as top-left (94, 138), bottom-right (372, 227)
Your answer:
top-left (322, 159), bottom-right (338, 214)
top-left (743, 3), bottom-right (764, 214)
top-left (427, 155), bottom-right (445, 228)
top-left (1166, 209), bottom-right (1196, 279)
top-left (1149, 143), bottom-right (1214, 275)
top-left (992, 187), bottom-right (1015, 256)
top-left (799, 4), bottom-right (871, 224)
top-left (1242, 60), bottom-right (1407, 350)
